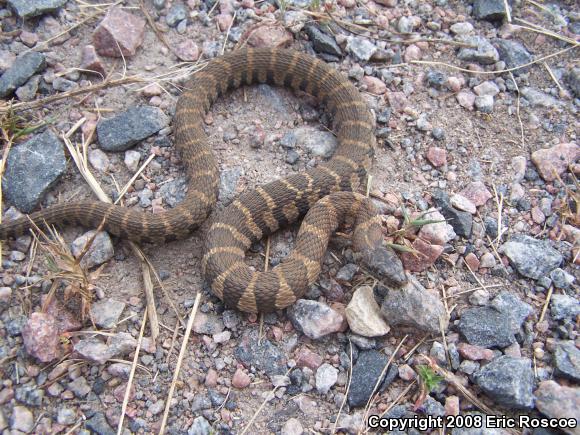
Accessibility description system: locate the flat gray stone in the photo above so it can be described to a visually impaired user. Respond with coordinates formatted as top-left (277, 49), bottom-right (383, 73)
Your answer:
top-left (0, 52), bottom-right (46, 98)
top-left (458, 307), bottom-right (516, 348)
top-left (458, 36), bottom-right (499, 65)
top-left (3, 130), bottom-right (66, 213)
top-left (554, 341), bottom-right (580, 382)
top-left (7, 0), bottom-right (66, 18)
top-left (97, 106), bottom-right (168, 152)
top-left (501, 234), bottom-right (562, 280)
top-left (474, 356), bottom-right (534, 409)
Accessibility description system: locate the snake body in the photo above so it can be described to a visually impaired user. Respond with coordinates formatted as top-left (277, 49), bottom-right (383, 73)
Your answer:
top-left (0, 48), bottom-right (406, 312)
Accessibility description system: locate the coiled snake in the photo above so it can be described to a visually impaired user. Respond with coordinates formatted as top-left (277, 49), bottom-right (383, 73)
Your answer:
top-left (0, 48), bottom-right (407, 312)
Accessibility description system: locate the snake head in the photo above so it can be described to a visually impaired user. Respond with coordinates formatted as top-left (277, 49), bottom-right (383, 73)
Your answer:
top-left (358, 246), bottom-right (408, 288)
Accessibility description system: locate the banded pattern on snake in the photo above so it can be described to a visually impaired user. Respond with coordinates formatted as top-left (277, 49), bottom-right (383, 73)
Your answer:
top-left (0, 48), bottom-right (407, 312)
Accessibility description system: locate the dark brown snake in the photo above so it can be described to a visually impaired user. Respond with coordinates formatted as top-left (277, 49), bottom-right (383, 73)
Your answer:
top-left (0, 48), bottom-right (407, 312)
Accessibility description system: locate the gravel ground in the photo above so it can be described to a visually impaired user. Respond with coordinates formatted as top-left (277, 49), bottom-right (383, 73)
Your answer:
top-left (0, 0), bottom-right (579, 433)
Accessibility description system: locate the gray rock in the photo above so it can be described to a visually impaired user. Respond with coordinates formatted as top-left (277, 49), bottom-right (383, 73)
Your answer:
top-left (85, 412), bottom-right (115, 435)
top-left (474, 356), bottom-right (534, 409)
top-left (380, 274), bottom-right (449, 335)
top-left (501, 234), bottom-right (562, 280)
top-left (7, 0), bottom-right (66, 18)
top-left (287, 299), bottom-right (344, 339)
top-left (67, 376), bottom-right (91, 398)
top-left (550, 268), bottom-right (575, 289)
top-left (74, 332), bottom-right (136, 364)
top-left (97, 106), bottom-right (168, 152)
top-left (71, 231), bottom-right (114, 269)
top-left (305, 24), bottom-right (342, 57)
top-left (3, 129), bottom-right (66, 213)
top-left (346, 37), bottom-right (377, 62)
top-left (281, 418), bottom-right (304, 435)
top-left (89, 299), bottom-right (126, 329)
top-left (56, 407), bottom-right (77, 426)
top-left (397, 16), bottom-right (415, 34)
top-left (520, 87), bottom-right (563, 108)
top-left (15, 384), bottom-right (44, 406)
top-left (219, 167), bottom-right (243, 205)
top-left (431, 190), bottom-right (472, 238)
top-left (166, 2), bottom-right (187, 27)
top-left (554, 341), bottom-right (580, 381)
top-left (159, 177), bottom-right (187, 207)
top-left (10, 406), bottom-right (34, 433)
top-left (15, 75), bottom-right (40, 101)
top-left (566, 67), bottom-right (580, 97)
top-left (315, 363), bottom-right (338, 394)
top-left (336, 263), bottom-right (358, 282)
top-left (286, 149), bottom-right (299, 164)
top-left (472, 0), bottom-right (508, 21)
top-left (294, 127), bottom-right (337, 158)
top-left (0, 52), bottom-right (45, 98)
top-left (188, 416), bottom-right (211, 435)
top-left (458, 307), bottom-right (516, 348)
top-left (458, 36), bottom-right (499, 65)
top-left (347, 350), bottom-right (397, 407)
top-left (475, 95), bottom-right (494, 113)
top-left (52, 77), bottom-right (78, 92)
top-left (235, 330), bottom-right (287, 376)
top-left (550, 294), bottom-right (580, 321)
top-left (422, 396), bottom-right (445, 417)
top-left (280, 131), bottom-right (297, 149)
top-left (495, 39), bottom-right (533, 72)
top-left (490, 291), bottom-right (533, 333)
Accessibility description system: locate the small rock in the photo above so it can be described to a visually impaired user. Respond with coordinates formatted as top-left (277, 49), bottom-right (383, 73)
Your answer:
top-left (193, 312), bottom-right (224, 335)
top-left (52, 77), bottom-right (78, 92)
top-left (347, 350), bottom-right (396, 407)
top-left (475, 95), bottom-right (494, 113)
top-left (450, 22), bottom-right (474, 35)
top-left (304, 24), bottom-right (342, 57)
top-left (459, 181), bottom-right (492, 207)
top-left (531, 143), bottom-right (579, 182)
top-left (247, 25), bottom-right (293, 48)
top-left (404, 44), bottom-right (422, 62)
top-left (401, 238), bottom-right (444, 272)
top-left (80, 45), bottom-right (106, 76)
top-left (235, 330), bottom-right (287, 376)
top-left (345, 285), bottom-right (390, 337)
top-left (93, 7), bottom-right (146, 57)
top-left (67, 376), bottom-right (91, 398)
top-left (188, 416), bottom-right (211, 435)
top-left (490, 291), bottom-right (533, 333)
top-left (451, 194), bottom-right (476, 214)
top-left (97, 106), bottom-right (168, 152)
top-left (426, 147), bottom-right (447, 167)
top-left (85, 412), bottom-right (115, 435)
top-left (479, 252), bottom-right (496, 269)
top-left (456, 90), bottom-right (476, 110)
top-left (468, 289), bottom-right (490, 306)
top-left (166, 2), bottom-right (187, 27)
top-left (7, 0), bottom-right (66, 18)
top-left (457, 36), bottom-right (499, 65)
top-left (346, 37), bottom-right (377, 62)
top-left (550, 268), bottom-right (575, 289)
top-left (501, 234), bottom-right (562, 280)
top-left (124, 150), bottom-right (141, 172)
top-left (90, 299), bottom-right (126, 329)
top-left (3, 129), bottom-right (66, 213)
top-left (380, 274), bottom-right (449, 335)
top-left (22, 312), bottom-right (60, 363)
top-left (495, 40), bottom-right (533, 72)
top-left (281, 417), bottom-right (304, 435)
top-left (474, 356), bottom-right (534, 409)
top-left (431, 190), bottom-right (473, 238)
top-left (534, 381), bottom-right (579, 435)
top-left (418, 209), bottom-right (456, 245)
top-left (294, 127), bottom-right (337, 158)
top-left (88, 148), bottom-right (109, 172)
top-left (175, 40), bottom-right (200, 62)
top-left (474, 81), bottom-right (500, 96)
top-left (71, 231), bottom-right (114, 269)
top-left (10, 406), bottom-right (34, 433)
top-left (551, 294), bottom-right (580, 321)
top-left (521, 87), bottom-right (563, 108)
top-left (232, 368), bottom-right (251, 388)
top-left (457, 342), bottom-right (494, 361)
top-left (398, 364), bottom-right (416, 381)
top-left (472, 0), bottom-right (508, 21)
top-left (287, 300), bottom-right (344, 339)
top-left (554, 341), bottom-right (580, 382)
top-left (458, 307), bottom-right (515, 348)
top-left (362, 76), bottom-right (386, 94)
top-left (295, 347), bottom-right (323, 370)
top-left (57, 407), bottom-right (76, 426)
top-left (315, 363), bottom-right (338, 394)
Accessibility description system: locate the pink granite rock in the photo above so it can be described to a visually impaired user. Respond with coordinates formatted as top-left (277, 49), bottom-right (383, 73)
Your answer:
top-left (92, 7), bottom-right (145, 58)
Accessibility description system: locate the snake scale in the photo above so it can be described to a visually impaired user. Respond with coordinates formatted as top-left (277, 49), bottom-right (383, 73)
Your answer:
top-left (0, 48), bottom-right (407, 313)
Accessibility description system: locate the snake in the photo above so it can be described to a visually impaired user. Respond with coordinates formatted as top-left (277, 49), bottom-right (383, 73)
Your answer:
top-left (0, 48), bottom-right (407, 313)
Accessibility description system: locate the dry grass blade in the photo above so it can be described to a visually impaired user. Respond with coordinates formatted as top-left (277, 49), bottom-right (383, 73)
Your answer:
top-left (508, 71), bottom-right (525, 149)
top-left (538, 285), bottom-right (554, 324)
top-left (117, 308), bottom-right (147, 435)
top-left (159, 292), bottom-right (201, 435)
